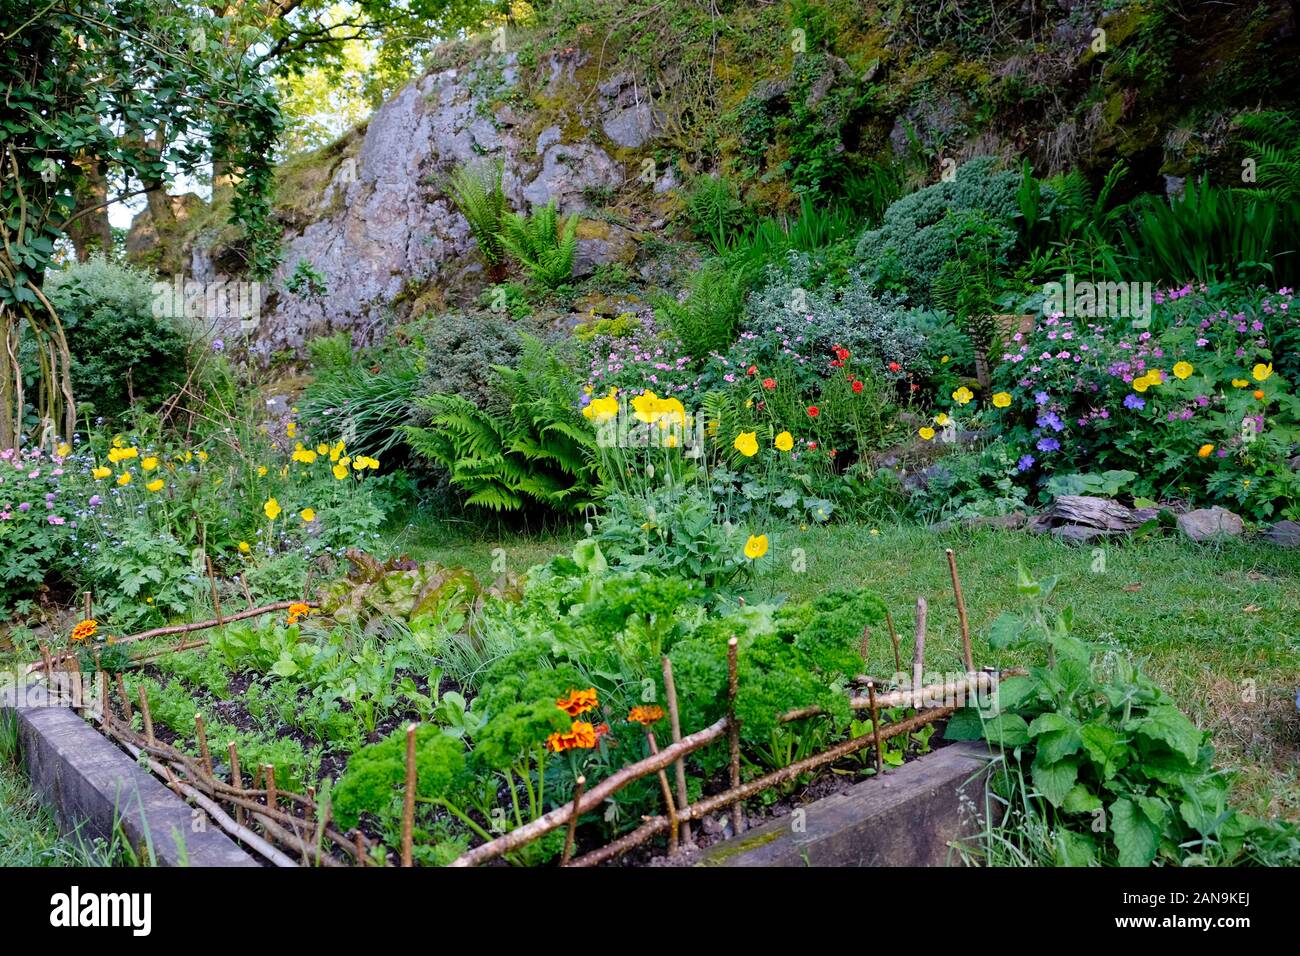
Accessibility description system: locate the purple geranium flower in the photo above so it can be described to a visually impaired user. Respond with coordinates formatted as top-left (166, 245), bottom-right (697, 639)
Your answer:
top-left (1016, 454), bottom-right (1035, 472)
top-left (1036, 437), bottom-right (1061, 452)
top-left (1123, 394), bottom-right (1145, 410)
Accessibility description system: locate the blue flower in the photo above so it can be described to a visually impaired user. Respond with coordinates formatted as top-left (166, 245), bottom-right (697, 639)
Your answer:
top-left (1123, 394), bottom-right (1145, 410)
top-left (1016, 454), bottom-right (1035, 472)
top-left (1037, 411), bottom-right (1065, 432)
top-left (1034, 391), bottom-right (1050, 405)
top-left (1036, 437), bottom-right (1061, 452)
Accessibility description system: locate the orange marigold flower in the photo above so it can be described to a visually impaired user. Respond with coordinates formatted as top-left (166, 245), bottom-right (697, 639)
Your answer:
top-left (546, 731), bottom-right (572, 753)
top-left (287, 602), bottom-right (311, 625)
top-left (556, 687), bottom-right (598, 716)
top-left (567, 721), bottom-right (598, 749)
top-left (70, 619), bottom-right (98, 642)
top-left (628, 704), bottom-right (666, 725)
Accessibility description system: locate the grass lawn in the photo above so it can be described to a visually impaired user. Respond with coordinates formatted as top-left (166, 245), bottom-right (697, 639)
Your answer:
top-left (0, 718), bottom-right (109, 866)
top-left (391, 516), bottom-right (1300, 822)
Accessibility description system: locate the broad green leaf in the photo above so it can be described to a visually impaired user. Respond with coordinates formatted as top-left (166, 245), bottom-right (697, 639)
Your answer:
top-left (1135, 705), bottom-right (1202, 764)
top-left (1111, 797), bottom-right (1162, 867)
top-left (1080, 723), bottom-right (1128, 779)
top-left (1032, 754), bottom-right (1078, 807)
top-left (980, 711), bottom-right (1030, 747)
top-left (1062, 783), bottom-right (1103, 814)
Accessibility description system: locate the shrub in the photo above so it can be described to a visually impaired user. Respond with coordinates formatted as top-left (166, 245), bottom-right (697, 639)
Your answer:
top-left (684, 173), bottom-right (751, 250)
top-left (43, 257), bottom-right (193, 420)
top-left (415, 311), bottom-right (560, 417)
top-left (854, 157), bottom-right (1022, 305)
top-left (728, 253), bottom-right (931, 393)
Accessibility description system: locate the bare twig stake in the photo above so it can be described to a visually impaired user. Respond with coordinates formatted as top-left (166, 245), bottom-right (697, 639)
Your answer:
top-left (885, 609), bottom-right (902, 675)
top-left (194, 713), bottom-right (212, 775)
top-left (25, 601), bottom-right (317, 674)
top-left (83, 591), bottom-right (92, 620)
top-left (38, 642), bottom-right (53, 680)
top-left (912, 597), bottom-right (928, 708)
top-left (265, 765), bottom-right (277, 811)
top-left (137, 686), bottom-right (154, 744)
top-left (867, 681), bottom-right (884, 775)
top-left (228, 742), bottom-right (244, 825)
top-left (561, 775), bottom-right (586, 865)
top-left (945, 549), bottom-right (975, 672)
top-left (239, 573), bottom-right (254, 607)
top-left (401, 723), bottom-right (417, 867)
top-left (116, 673), bottom-right (133, 722)
top-left (65, 654), bottom-right (81, 709)
top-left (726, 637), bottom-right (743, 835)
top-left (97, 669), bottom-right (109, 729)
top-left (661, 656), bottom-right (692, 847)
top-left (355, 831), bottom-right (367, 867)
top-left (646, 731), bottom-right (679, 855)
top-left (206, 555), bottom-right (224, 627)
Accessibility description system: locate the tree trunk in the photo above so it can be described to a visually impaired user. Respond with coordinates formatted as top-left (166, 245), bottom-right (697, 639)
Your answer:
top-left (68, 158), bottom-right (112, 261)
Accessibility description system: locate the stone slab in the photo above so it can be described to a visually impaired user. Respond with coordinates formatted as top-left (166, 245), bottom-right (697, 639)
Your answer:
top-left (698, 741), bottom-right (996, 867)
top-left (2, 684), bottom-right (257, 867)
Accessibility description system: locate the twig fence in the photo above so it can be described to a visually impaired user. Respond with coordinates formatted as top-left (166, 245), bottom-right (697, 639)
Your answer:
top-left (29, 549), bottom-right (1005, 867)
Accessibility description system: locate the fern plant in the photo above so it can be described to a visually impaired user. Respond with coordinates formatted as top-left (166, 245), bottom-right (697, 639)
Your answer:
top-left (498, 200), bottom-right (578, 290)
top-left (1237, 110), bottom-right (1300, 203)
top-left (653, 260), bottom-right (745, 359)
top-left (404, 337), bottom-right (599, 512)
top-left (446, 160), bottom-right (508, 279)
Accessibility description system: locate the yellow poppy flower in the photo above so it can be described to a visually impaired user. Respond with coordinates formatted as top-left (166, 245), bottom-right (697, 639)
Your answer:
top-left (142, 456), bottom-right (159, 472)
top-left (1173, 361), bottom-right (1194, 380)
top-left (1197, 444), bottom-right (1214, 458)
top-left (238, 541), bottom-right (251, 554)
top-left (300, 508), bottom-right (315, 522)
top-left (743, 534), bottom-right (769, 560)
top-left (291, 447), bottom-right (318, 465)
top-left (992, 392), bottom-right (1011, 408)
top-left (263, 498), bottom-right (281, 521)
top-left (146, 478), bottom-right (164, 492)
top-left (733, 431), bottom-right (759, 457)
top-left (1146, 369), bottom-right (1164, 385)
top-left (940, 355), bottom-right (950, 364)
top-left (919, 426), bottom-right (936, 441)
top-left (330, 441), bottom-right (345, 461)
top-left (316, 443), bottom-right (330, 456)
top-left (774, 431), bottom-right (793, 452)
top-left (1133, 375), bottom-right (1151, 393)
top-left (108, 446), bottom-right (138, 463)
top-left (582, 394), bottom-right (619, 423)
top-left (92, 466), bottom-right (111, 480)
top-left (1252, 362), bottom-right (1273, 382)
top-left (1231, 379), bottom-right (1249, 388)
top-left (332, 463), bottom-right (348, 480)
top-left (257, 465), bottom-right (268, 477)
top-left (111, 435), bottom-right (125, 448)
top-left (934, 412), bottom-right (950, 426)
top-left (286, 422), bottom-right (297, 437)
top-left (952, 386), bottom-right (974, 405)
top-left (56, 442), bottom-right (72, 458)
top-left (631, 391), bottom-right (661, 423)
top-left (116, 472), bottom-right (131, 486)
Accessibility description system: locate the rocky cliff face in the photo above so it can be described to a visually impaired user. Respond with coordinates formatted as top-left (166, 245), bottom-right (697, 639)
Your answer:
top-left (134, 46), bottom-right (675, 358)
top-left (128, 0), bottom-right (1300, 359)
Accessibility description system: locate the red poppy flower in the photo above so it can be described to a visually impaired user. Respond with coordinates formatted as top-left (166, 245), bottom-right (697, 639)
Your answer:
top-left (833, 345), bottom-right (850, 362)
top-left (806, 406), bottom-right (820, 417)
top-left (829, 449), bottom-right (837, 457)
top-left (762, 377), bottom-right (776, 390)
top-left (747, 365), bottom-right (758, 375)
top-left (851, 380), bottom-right (863, 394)
top-left (808, 441), bottom-right (818, 449)
top-left (888, 362), bottom-right (901, 372)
